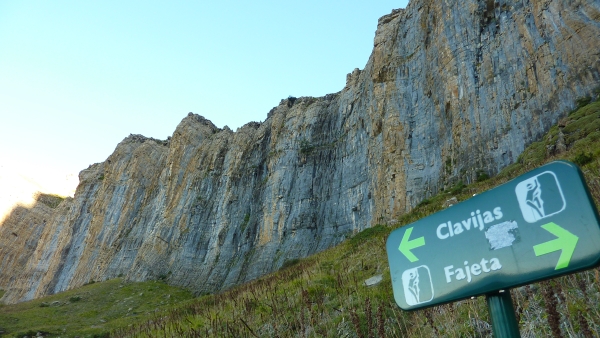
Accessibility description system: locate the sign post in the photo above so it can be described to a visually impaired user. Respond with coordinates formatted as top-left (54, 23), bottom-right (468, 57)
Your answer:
top-left (386, 161), bottom-right (600, 335)
top-left (486, 291), bottom-right (520, 337)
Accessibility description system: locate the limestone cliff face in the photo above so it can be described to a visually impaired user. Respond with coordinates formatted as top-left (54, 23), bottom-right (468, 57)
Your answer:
top-left (1, 0), bottom-right (599, 303)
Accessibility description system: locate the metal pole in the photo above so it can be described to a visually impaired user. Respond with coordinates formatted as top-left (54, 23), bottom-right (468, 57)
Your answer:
top-left (485, 290), bottom-right (521, 338)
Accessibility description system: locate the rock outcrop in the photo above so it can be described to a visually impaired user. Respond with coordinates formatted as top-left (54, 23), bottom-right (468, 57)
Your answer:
top-left (1, 0), bottom-right (599, 303)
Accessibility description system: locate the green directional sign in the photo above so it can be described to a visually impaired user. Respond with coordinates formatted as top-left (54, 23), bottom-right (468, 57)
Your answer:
top-left (386, 160), bottom-right (600, 310)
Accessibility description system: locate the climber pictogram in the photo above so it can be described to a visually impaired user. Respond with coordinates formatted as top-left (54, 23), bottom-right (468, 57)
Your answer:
top-left (515, 171), bottom-right (565, 223)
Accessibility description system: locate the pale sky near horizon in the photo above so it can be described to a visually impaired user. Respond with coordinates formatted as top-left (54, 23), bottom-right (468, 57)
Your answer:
top-left (0, 1), bottom-right (409, 196)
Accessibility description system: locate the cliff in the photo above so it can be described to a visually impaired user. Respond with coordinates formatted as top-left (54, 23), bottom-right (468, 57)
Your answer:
top-left (1, 0), bottom-right (599, 303)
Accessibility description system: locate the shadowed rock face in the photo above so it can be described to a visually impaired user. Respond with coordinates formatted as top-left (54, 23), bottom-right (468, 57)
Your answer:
top-left (1, 0), bottom-right (599, 303)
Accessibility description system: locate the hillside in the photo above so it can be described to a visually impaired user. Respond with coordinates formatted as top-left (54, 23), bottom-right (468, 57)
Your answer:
top-left (0, 279), bottom-right (193, 337)
top-left (2, 96), bottom-right (599, 338)
top-left (1, 0), bottom-right (600, 308)
top-left (111, 98), bottom-right (600, 337)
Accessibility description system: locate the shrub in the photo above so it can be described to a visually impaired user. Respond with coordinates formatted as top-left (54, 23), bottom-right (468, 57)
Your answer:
top-left (241, 213), bottom-right (250, 232)
top-left (287, 96), bottom-right (297, 107)
top-left (448, 181), bottom-right (466, 195)
top-left (576, 96), bottom-right (592, 109)
top-left (476, 170), bottom-right (490, 182)
top-left (573, 152), bottom-right (593, 166)
top-left (299, 139), bottom-right (315, 154)
top-left (93, 333), bottom-right (110, 338)
top-left (281, 258), bottom-right (300, 269)
top-left (158, 272), bottom-right (172, 281)
top-left (417, 198), bottom-right (431, 207)
top-left (348, 224), bottom-right (389, 247)
top-left (15, 330), bottom-right (40, 337)
top-left (37, 193), bottom-right (65, 209)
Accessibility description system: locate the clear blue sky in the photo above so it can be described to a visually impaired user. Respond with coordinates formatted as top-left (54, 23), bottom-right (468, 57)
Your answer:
top-left (0, 1), bottom-right (408, 194)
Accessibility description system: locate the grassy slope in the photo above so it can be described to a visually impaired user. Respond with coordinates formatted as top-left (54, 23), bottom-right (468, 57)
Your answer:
top-left (0, 279), bottom-right (193, 337)
top-left (2, 99), bottom-right (600, 337)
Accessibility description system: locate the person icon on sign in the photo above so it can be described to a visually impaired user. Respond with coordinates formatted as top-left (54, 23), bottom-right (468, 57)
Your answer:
top-left (515, 171), bottom-right (566, 223)
top-left (401, 266), bottom-right (434, 306)
top-left (525, 178), bottom-right (545, 219)
top-left (407, 270), bottom-right (420, 304)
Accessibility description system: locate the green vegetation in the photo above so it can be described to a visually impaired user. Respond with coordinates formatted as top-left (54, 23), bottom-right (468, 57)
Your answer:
top-left (2, 99), bottom-right (600, 337)
top-left (0, 278), bottom-right (193, 337)
top-left (287, 96), bottom-right (297, 107)
top-left (240, 213), bottom-right (251, 232)
top-left (416, 197), bottom-right (431, 207)
top-left (348, 224), bottom-right (389, 248)
top-left (37, 194), bottom-right (66, 209)
top-left (299, 134), bottom-right (345, 156)
top-left (574, 151), bottom-right (594, 166)
top-left (68, 296), bottom-right (81, 302)
top-left (516, 100), bottom-right (600, 169)
top-left (475, 169), bottom-right (490, 182)
top-left (194, 195), bottom-right (205, 207)
top-left (280, 258), bottom-right (300, 269)
top-left (575, 96), bottom-right (592, 110)
top-left (158, 271), bottom-right (172, 281)
top-left (299, 138), bottom-right (315, 154)
top-left (447, 180), bottom-right (466, 195)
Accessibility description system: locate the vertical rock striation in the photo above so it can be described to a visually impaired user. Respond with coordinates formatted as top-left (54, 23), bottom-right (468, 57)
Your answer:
top-left (1, 0), bottom-right (599, 303)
